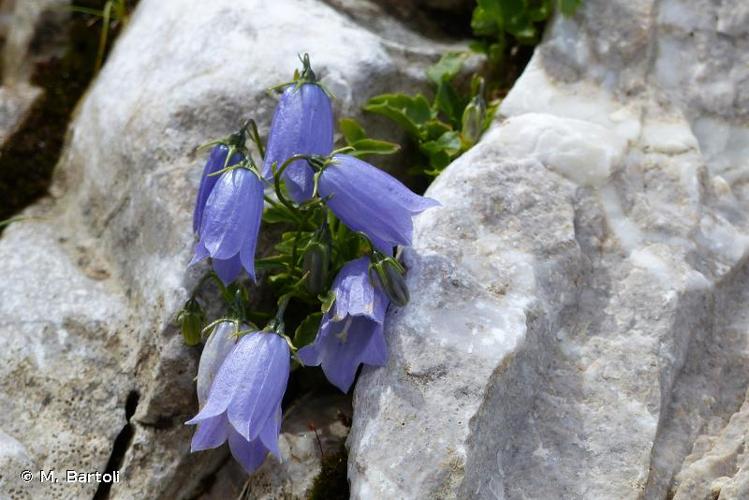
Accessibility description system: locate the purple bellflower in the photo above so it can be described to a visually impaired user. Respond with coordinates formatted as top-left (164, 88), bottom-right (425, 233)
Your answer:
top-left (191, 165), bottom-right (264, 285)
top-left (297, 257), bottom-right (389, 392)
top-left (187, 330), bottom-right (290, 474)
top-left (318, 155), bottom-right (439, 253)
top-left (262, 83), bottom-right (333, 203)
top-left (193, 145), bottom-right (245, 234)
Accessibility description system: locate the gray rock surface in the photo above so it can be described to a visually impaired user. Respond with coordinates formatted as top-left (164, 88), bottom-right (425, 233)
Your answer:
top-left (0, 0), bottom-right (456, 498)
top-left (0, 0), bottom-right (67, 148)
top-left (213, 393), bottom-right (351, 500)
top-left (348, 0), bottom-right (749, 498)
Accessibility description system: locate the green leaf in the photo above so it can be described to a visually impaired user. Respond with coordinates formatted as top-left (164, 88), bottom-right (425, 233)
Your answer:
top-left (528, 0), bottom-right (552, 21)
top-left (498, 0), bottom-right (526, 25)
top-left (434, 79), bottom-right (465, 128)
top-left (263, 205), bottom-right (296, 224)
top-left (427, 52), bottom-right (467, 85)
top-left (255, 255), bottom-right (288, 271)
top-left (471, 6), bottom-right (497, 36)
top-left (487, 41), bottom-right (505, 64)
top-left (509, 24), bottom-right (538, 43)
top-left (420, 131), bottom-right (462, 171)
top-left (468, 39), bottom-right (490, 54)
top-left (294, 312), bottom-right (322, 349)
top-left (275, 230), bottom-right (313, 255)
top-left (437, 130), bottom-right (463, 154)
top-left (474, 0), bottom-right (503, 31)
top-left (558, 0), bottom-right (582, 16)
top-left (339, 117), bottom-right (366, 144)
top-left (349, 138), bottom-right (400, 157)
top-left (364, 93), bottom-right (433, 137)
top-left (422, 119), bottom-right (453, 141)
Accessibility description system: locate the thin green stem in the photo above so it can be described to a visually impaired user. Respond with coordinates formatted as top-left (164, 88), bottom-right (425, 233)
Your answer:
top-left (94, 1), bottom-right (112, 72)
top-left (196, 271), bottom-right (233, 303)
top-left (246, 119), bottom-right (265, 160)
top-left (290, 211), bottom-right (311, 274)
top-left (201, 318), bottom-right (236, 336)
top-left (67, 5), bottom-right (106, 16)
top-left (263, 194), bottom-right (278, 207)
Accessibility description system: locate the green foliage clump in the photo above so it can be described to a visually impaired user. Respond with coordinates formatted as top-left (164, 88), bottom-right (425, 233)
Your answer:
top-left (364, 54), bottom-right (494, 178)
top-left (362, 0), bottom-right (583, 179)
top-left (0, 1), bottom-right (134, 229)
top-left (471, 0), bottom-right (582, 63)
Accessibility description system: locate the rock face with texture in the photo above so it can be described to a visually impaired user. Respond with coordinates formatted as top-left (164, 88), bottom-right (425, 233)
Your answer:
top-left (0, 0), bottom-right (67, 146)
top-left (348, 0), bottom-right (749, 498)
top-left (198, 393), bottom-right (351, 500)
top-left (0, 0), bottom-right (460, 498)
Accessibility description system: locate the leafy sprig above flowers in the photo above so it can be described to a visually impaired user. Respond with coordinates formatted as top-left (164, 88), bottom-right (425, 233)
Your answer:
top-left (471, 0), bottom-right (582, 64)
top-left (364, 57), bottom-right (495, 177)
top-left (363, 0), bottom-right (584, 179)
top-left (178, 54), bottom-right (438, 474)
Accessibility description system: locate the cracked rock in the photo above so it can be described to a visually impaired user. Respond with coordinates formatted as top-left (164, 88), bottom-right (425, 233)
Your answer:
top-left (348, 0), bottom-right (749, 498)
top-left (0, 0), bottom-right (459, 498)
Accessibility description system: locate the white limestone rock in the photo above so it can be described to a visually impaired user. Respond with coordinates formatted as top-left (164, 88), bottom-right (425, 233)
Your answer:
top-left (348, 0), bottom-right (749, 498)
top-left (234, 393), bottom-right (351, 500)
top-left (0, 0), bottom-right (455, 498)
top-left (0, 0), bottom-right (67, 149)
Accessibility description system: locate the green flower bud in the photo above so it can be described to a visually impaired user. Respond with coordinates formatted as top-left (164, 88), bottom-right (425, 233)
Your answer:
top-left (303, 241), bottom-right (329, 295)
top-left (372, 257), bottom-right (410, 307)
top-left (179, 297), bottom-right (205, 346)
top-left (461, 76), bottom-right (487, 147)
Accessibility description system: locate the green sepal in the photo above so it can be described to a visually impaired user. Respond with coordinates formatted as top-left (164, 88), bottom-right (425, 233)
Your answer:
top-left (294, 312), bottom-right (323, 349)
top-left (320, 289), bottom-right (336, 314)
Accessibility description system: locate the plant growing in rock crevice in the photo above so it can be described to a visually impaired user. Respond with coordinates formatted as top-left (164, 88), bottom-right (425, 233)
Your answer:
top-left (362, 0), bottom-right (583, 180)
top-left (0, 0), bottom-right (138, 231)
top-left (180, 55), bottom-right (438, 473)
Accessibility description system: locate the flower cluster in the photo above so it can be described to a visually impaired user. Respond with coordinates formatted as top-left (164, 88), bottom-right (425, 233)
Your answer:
top-left (182, 54), bottom-right (438, 473)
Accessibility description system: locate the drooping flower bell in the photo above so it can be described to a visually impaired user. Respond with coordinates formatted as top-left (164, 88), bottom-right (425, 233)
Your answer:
top-left (318, 155), bottom-right (439, 253)
top-left (297, 257), bottom-right (389, 392)
top-left (191, 161), bottom-right (265, 285)
top-left (262, 55), bottom-right (333, 203)
top-left (193, 144), bottom-right (245, 234)
top-left (195, 322), bottom-right (237, 404)
top-left (186, 329), bottom-right (290, 474)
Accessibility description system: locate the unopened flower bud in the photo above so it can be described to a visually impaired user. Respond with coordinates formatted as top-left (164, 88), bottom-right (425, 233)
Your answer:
top-left (372, 257), bottom-right (409, 307)
top-left (461, 76), bottom-right (487, 147)
top-left (303, 241), bottom-right (329, 295)
top-left (179, 297), bottom-right (205, 346)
